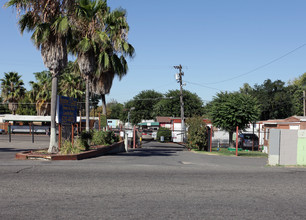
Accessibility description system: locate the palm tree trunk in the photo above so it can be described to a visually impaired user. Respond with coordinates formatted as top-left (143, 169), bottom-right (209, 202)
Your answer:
top-left (86, 76), bottom-right (90, 131)
top-left (48, 76), bottom-right (58, 153)
top-left (101, 94), bottom-right (107, 115)
top-left (101, 94), bottom-right (108, 131)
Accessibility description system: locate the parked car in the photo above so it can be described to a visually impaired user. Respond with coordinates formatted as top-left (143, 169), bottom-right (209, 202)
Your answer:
top-left (141, 129), bottom-right (153, 140)
top-left (0, 129), bottom-right (5, 134)
top-left (238, 133), bottom-right (259, 150)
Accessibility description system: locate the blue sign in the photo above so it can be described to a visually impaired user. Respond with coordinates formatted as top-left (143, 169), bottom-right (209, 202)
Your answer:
top-left (56, 95), bottom-right (77, 125)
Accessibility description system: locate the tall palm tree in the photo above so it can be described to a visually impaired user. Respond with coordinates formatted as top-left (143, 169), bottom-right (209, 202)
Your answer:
top-left (5, 0), bottom-right (73, 153)
top-left (92, 51), bottom-right (132, 116)
top-left (0, 72), bottom-right (26, 115)
top-left (92, 8), bottom-right (135, 117)
top-left (69, 0), bottom-right (109, 131)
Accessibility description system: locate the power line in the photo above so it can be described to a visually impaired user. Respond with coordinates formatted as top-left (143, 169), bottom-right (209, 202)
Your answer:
top-left (134, 96), bottom-right (177, 101)
top-left (203, 43), bottom-right (306, 85)
top-left (183, 80), bottom-right (222, 91)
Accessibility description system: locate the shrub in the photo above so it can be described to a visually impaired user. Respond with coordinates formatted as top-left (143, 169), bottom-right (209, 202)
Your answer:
top-left (74, 138), bottom-right (86, 151)
top-left (60, 140), bottom-right (81, 155)
top-left (156, 127), bottom-right (172, 142)
top-left (186, 116), bottom-right (208, 150)
top-left (80, 131), bottom-right (93, 151)
top-left (91, 130), bottom-right (119, 146)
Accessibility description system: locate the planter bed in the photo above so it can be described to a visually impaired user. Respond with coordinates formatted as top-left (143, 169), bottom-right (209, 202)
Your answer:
top-left (16, 141), bottom-right (125, 160)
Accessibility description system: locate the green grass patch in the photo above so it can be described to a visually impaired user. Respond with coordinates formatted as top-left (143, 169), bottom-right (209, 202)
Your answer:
top-left (193, 147), bottom-right (268, 157)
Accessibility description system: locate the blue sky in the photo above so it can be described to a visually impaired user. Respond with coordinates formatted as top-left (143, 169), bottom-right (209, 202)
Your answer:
top-left (1, 0), bottom-right (306, 104)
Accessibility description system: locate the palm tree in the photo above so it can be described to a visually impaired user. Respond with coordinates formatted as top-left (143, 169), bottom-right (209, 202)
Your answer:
top-left (29, 71), bottom-right (52, 116)
top-left (0, 72), bottom-right (26, 115)
top-left (59, 61), bottom-right (84, 100)
top-left (92, 8), bottom-right (135, 117)
top-left (92, 51), bottom-right (132, 116)
top-left (5, 0), bottom-right (73, 153)
top-left (69, 0), bottom-right (109, 131)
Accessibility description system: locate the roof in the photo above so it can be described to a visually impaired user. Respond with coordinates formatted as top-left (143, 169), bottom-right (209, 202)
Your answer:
top-left (156, 116), bottom-right (171, 123)
top-left (2, 115), bottom-right (51, 122)
top-left (1, 114), bottom-right (99, 123)
top-left (138, 122), bottom-right (159, 126)
top-left (260, 116), bottom-right (306, 125)
top-left (285, 115), bottom-right (306, 122)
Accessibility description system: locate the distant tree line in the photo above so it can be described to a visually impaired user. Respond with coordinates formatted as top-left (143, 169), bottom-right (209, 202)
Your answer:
top-left (2, 71), bottom-right (306, 127)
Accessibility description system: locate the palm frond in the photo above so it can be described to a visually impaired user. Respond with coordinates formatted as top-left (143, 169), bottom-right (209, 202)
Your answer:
top-left (18, 12), bottom-right (36, 33)
top-left (52, 16), bottom-right (69, 36)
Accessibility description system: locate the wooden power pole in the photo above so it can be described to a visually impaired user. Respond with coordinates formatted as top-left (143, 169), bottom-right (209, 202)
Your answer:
top-left (174, 64), bottom-right (185, 143)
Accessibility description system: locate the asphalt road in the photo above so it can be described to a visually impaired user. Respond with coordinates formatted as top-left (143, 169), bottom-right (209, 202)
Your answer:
top-left (1, 136), bottom-right (306, 219)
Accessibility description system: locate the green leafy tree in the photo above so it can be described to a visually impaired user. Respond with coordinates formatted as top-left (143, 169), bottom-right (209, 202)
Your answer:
top-left (209, 92), bottom-right (260, 147)
top-left (156, 127), bottom-right (172, 142)
top-left (108, 101), bottom-right (124, 119)
top-left (154, 90), bottom-right (204, 117)
top-left (6, 0), bottom-right (73, 153)
top-left (287, 84), bottom-right (303, 116)
top-left (122, 90), bottom-right (163, 124)
top-left (0, 72), bottom-right (26, 115)
top-left (120, 100), bottom-right (135, 124)
top-left (186, 116), bottom-right (208, 151)
top-left (289, 72), bottom-right (306, 87)
top-left (239, 83), bottom-right (253, 95)
top-left (252, 79), bottom-right (292, 120)
top-left (287, 73), bottom-right (306, 116)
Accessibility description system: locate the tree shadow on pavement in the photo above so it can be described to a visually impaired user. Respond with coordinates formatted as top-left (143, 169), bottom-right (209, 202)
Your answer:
top-left (115, 149), bottom-right (179, 157)
top-left (0, 148), bottom-right (36, 153)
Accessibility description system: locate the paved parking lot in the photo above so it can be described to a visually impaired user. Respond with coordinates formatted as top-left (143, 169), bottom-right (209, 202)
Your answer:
top-left (1, 136), bottom-right (306, 219)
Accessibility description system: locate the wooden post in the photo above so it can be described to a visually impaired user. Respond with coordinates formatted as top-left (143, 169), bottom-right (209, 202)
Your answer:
top-left (58, 123), bottom-right (62, 150)
top-left (99, 112), bottom-right (101, 131)
top-left (235, 126), bottom-right (239, 156)
top-left (31, 123), bottom-right (34, 143)
top-left (79, 110), bottom-right (82, 133)
top-left (8, 123), bottom-right (11, 143)
top-left (71, 124), bottom-right (74, 146)
top-left (133, 125), bottom-right (136, 149)
top-left (210, 127), bottom-right (212, 152)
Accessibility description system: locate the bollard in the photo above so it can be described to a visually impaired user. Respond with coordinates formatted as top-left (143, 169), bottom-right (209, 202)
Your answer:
top-left (124, 133), bottom-right (128, 152)
top-left (160, 136), bottom-right (164, 142)
top-left (8, 123), bottom-right (11, 143)
top-left (32, 124), bottom-right (34, 143)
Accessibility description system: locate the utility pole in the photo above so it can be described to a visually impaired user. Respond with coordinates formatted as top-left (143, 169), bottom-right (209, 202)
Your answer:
top-left (174, 64), bottom-right (185, 143)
